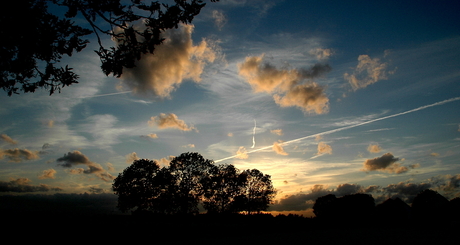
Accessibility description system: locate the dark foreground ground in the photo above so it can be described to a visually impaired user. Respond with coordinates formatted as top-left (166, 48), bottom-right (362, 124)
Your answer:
top-left (3, 212), bottom-right (458, 244)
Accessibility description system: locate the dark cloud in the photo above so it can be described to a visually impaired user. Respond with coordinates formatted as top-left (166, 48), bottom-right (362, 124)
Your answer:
top-left (0, 178), bottom-right (62, 193)
top-left (238, 55), bottom-right (331, 114)
top-left (0, 148), bottom-right (40, 162)
top-left (269, 185), bottom-right (331, 211)
top-left (362, 152), bottom-right (410, 174)
top-left (336, 183), bottom-right (363, 196)
top-left (57, 151), bottom-right (115, 182)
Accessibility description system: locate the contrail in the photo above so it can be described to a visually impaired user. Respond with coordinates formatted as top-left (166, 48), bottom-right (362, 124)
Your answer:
top-left (251, 119), bottom-right (256, 148)
top-left (79, 91), bottom-right (132, 98)
top-left (215, 97), bottom-right (460, 163)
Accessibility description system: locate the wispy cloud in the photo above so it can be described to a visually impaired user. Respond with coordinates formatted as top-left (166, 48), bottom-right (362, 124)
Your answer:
top-left (212, 10), bottom-right (227, 30)
top-left (38, 169), bottom-right (57, 179)
top-left (273, 142), bottom-right (288, 156)
top-left (1, 134), bottom-right (17, 145)
top-left (344, 54), bottom-right (394, 90)
top-left (367, 144), bottom-right (382, 153)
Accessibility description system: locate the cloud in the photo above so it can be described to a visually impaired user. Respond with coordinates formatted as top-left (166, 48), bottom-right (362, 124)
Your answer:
top-left (336, 183), bottom-right (363, 196)
top-left (148, 113), bottom-right (197, 132)
top-left (38, 169), bottom-right (57, 179)
top-left (0, 178), bottom-right (62, 192)
top-left (119, 24), bottom-right (219, 98)
top-left (125, 152), bottom-right (140, 164)
top-left (0, 148), bottom-right (40, 162)
top-left (156, 155), bottom-right (175, 167)
top-left (236, 146), bottom-right (249, 159)
top-left (1, 134), bottom-right (18, 145)
top-left (316, 142), bottom-right (332, 155)
top-left (182, 144), bottom-right (195, 148)
top-left (362, 153), bottom-right (409, 174)
top-left (273, 83), bottom-right (329, 114)
top-left (344, 54), bottom-right (393, 90)
top-left (270, 184), bottom-right (330, 211)
top-left (57, 151), bottom-right (115, 181)
top-left (238, 55), bottom-right (330, 114)
top-left (140, 133), bottom-right (158, 139)
top-left (367, 144), bottom-right (382, 153)
top-left (147, 133), bottom-right (158, 139)
top-left (309, 48), bottom-right (334, 60)
top-left (270, 129), bottom-right (283, 136)
top-left (227, 133), bottom-right (234, 137)
top-left (273, 142), bottom-right (288, 155)
top-left (212, 10), bottom-right (227, 30)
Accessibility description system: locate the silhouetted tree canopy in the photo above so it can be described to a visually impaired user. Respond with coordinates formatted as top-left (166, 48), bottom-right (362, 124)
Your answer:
top-left (112, 152), bottom-right (276, 215)
top-left (1, 0), bottom-right (218, 96)
top-left (313, 193), bottom-right (375, 222)
top-left (411, 189), bottom-right (450, 221)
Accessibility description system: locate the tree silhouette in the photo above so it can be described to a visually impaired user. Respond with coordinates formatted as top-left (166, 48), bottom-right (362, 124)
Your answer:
top-left (375, 197), bottom-right (411, 223)
top-left (202, 164), bottom-right (246, 214)
top-left (313, 193), bottom-right (375, 223)
top-left (233, 169), bottom-right (277, 214)
top-left (168, 152), bottom-right (215, 214)
top-left (112, 159), bottom-right (165, 213)
top-left (1, 0), bottom-right (218, 96)
top-left (411, 189), bottom-right (450, 221)
top-left (112, 152), bottom-right (276, 215)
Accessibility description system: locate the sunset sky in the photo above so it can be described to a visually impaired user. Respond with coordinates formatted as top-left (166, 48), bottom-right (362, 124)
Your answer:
top-left (1, 0), bottom-right (460, 216)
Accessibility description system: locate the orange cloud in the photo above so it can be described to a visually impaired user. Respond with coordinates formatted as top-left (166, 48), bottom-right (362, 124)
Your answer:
top-left (119, 24), bottom-right (219, 98)
top-left (236, 146), bottom-right (249, 159)
top-left (148, 113), bottom-right (197, 132)
top-left (316, 142), bottom-right (332, 155)
top-left (344, 54), bottom-right (392, 90)
top-left (1, 134), bottom-right (18, 145)
top-left (38, 169), bottom-right (57, 179)
top-left (238, 54), bottom-right (330, 114)
top-left (273, 142), bottom-right (288, 156)
top-left (270, 129), bottom-right (284, 136)
top-left (367, 144), bottom-right (382, 153)
top-left (0, 148), bottom-right (39, 162)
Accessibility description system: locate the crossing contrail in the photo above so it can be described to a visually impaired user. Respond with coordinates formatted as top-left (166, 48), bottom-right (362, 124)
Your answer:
top-left (214, 96), bottom-right (460, 163)
top-left (79, 91), bottom-right (132, 98)
top-left (251, 119), bottom-right (256, 148)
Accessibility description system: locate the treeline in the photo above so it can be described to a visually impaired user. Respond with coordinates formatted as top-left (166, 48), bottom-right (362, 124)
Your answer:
top-left (312, 189), bottom-right (460, 226)
top-left (113, 152), bottom-right (276, 215)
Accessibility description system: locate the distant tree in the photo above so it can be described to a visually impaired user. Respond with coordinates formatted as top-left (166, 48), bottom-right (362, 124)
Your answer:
top-left (1, 0), bottom-right (218, 96)
top-left (313, 194), bottom-right (337, 219)
top-left (202, 164), bottom-right (247, 214)
top-left (168, 152), bottom-right (215, 214)
top-left (411, 189), bottom-right (449, 221)
top-left (112, 159), bottom-right (166, 213)
top-left (313, 193), bottom-right (375, 222)
top-left (233, 169), bottom-right (277, 214)
top-left (375, 197), bottom-right (411, 223)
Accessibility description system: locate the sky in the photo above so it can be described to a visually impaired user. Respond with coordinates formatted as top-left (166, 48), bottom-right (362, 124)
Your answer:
top-left (1, 0), bottom-right (460, 216)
